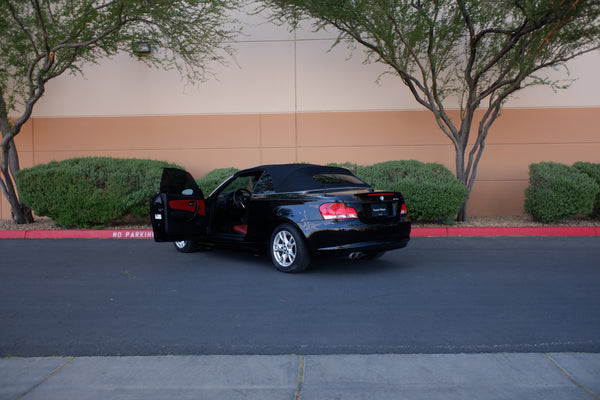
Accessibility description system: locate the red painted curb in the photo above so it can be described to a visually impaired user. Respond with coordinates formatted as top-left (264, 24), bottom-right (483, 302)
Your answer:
top-left (0, 227), bottom-right (598, 239)
top-left (0, 231), bottom-right (26, 239)
top-left (0, 229), bottom-right (154, 239)
top-left (411, 228), bottom-right (448, 237)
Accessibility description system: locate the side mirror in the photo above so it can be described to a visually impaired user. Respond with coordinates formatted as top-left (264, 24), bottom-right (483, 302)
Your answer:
top-left (182, 189), bottom-right (194, 196)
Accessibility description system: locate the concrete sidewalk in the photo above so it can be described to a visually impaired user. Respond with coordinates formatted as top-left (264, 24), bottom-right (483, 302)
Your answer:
top-left (1, 353), bottom-right (599, 400)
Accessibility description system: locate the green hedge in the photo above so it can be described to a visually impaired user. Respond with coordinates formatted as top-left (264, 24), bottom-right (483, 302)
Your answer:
top-left (524, 162), bottom-right (599, 223)
top-left (326, 162), bottom-right (368, 178)
top-left (331, 160), bottom-right (468, 222)
top-left (364, 160), bottom-right (468, 222)
top-left (17, 157), bottom-right (181, 228)
top-left (573, 162), bottom-right (600, 218)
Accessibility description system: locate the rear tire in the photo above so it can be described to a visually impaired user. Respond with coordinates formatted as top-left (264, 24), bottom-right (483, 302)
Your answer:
top-left (173, 240), bottom-right (197, 253)
top-left (270, 224), bottom-right (310, 273)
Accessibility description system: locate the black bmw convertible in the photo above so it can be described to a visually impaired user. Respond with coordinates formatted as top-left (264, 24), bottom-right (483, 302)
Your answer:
top-left (150, 163), bottom-right (411, 272)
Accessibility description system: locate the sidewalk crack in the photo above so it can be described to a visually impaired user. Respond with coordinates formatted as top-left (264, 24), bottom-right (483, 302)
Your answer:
top-left (14, 357), bottom-right (75, 400)
top-left (294, 355), bottom-right (305, 400)
top-left (544, 353), bottom-right (600, 400)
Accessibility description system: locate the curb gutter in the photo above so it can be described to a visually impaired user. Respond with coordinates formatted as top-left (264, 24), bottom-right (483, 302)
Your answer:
top-left (0, 227), bottom-right (598, 239)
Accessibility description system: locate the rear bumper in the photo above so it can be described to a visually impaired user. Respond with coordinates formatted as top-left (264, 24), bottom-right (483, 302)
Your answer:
top-left (301, 220), bottom-right (411, 255)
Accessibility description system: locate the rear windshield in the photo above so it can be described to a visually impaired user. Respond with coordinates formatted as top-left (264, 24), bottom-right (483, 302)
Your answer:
top-left (312, 173), bottom-right (366, 186)
top-left (261, 164), bottom-right (371, 192)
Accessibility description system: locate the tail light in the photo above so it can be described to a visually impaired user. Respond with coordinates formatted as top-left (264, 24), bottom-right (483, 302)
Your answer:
top-left (320, 202), bottom-right (358, 220)
top-left (400, 203), bottom-right (407, 215)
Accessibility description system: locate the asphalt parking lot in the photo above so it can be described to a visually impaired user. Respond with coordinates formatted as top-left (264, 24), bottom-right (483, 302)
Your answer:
top-left (1, 236), bottom-right (599, 399)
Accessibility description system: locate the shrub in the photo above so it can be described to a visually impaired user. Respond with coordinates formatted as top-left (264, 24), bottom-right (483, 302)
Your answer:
top-left (359, 160), bottom-right (468, 222)
top-left (524, 162), bottom-right (599, 223)
top-left (197, 167), bottom-right (239, 195)
top-left (326, 162), bottom-right (368, 179)
top-left (573, 162), bottom-right (600, 218)
top-left (17, 157), bottom-right (181, 228)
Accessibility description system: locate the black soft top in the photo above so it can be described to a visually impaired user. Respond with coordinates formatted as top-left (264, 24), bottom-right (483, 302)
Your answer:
top-left (241, 163), bottom-right (370, 193)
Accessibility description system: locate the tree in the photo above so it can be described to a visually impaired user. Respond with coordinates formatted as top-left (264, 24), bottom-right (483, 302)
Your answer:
top-left (260, 0), bottom-right (600, 220)
top-left (0, 0), bottom-right (241, 223)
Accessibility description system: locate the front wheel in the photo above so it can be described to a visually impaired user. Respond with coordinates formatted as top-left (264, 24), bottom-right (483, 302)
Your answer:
top-left (173, 240), bottom-right (197, 253)
top-left (270, 224), bottom-right (310, 273)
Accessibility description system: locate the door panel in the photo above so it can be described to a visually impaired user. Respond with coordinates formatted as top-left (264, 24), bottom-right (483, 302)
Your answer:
top-left (168, 199), bottom-right (206, 214)
top-left (150, 168), bottom-right (208, 242)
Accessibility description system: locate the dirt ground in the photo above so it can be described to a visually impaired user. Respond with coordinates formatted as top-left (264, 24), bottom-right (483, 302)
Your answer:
top-left (1, 215), bottom-right (599, 230)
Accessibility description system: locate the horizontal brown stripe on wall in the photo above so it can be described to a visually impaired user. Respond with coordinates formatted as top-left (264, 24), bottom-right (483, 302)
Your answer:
top-left (4, 107), bottom-right (599, 219)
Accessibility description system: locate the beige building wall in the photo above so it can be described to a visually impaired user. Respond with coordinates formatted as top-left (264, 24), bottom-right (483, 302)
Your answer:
top-left (4, 10), bottom-right (600, 219)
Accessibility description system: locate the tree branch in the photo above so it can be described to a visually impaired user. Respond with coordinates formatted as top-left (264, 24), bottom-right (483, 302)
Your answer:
top-left (534, 0), bottom-right (581, 57)
top-left (31, 0), bottom-right (50, 52)
top-left (4, 0), bottom-right (39, 54)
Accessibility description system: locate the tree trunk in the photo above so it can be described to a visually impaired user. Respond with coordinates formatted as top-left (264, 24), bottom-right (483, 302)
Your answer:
top-left (0, 137), bottom-right (34, 224)
top-left (457, 201), bottom-right (468, 223)
top-left (0, 172), bottom-right (34, 224)
top-left (10, 201), bottom-right (34, 224)
top-left (454, 142), bottom-right (469, 222)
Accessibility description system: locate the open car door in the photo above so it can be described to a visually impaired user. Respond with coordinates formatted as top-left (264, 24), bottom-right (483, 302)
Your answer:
top-left (150, 168), bottom-right (207, 242)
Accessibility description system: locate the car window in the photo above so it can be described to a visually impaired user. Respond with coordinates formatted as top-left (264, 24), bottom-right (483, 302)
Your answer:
top-left (254, 172), bottom-right (275, 194)
top-left (312, 173), bottom-right (366, 186)
top-left (217, 173), bottom-right (261, 198)
top-left (160, 168), bottom-right (202, 196)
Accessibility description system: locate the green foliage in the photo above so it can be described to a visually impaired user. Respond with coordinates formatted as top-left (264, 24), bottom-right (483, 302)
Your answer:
top-left (326, 162), bottom-right (368, 179)
top-left (16, 157), bottom-right (181, 228)
top-left (0, 0), bottom-right (241, 117)
top-left (360, 161), bottom-right (468, 222)
top-left (573, 162), bottom-right (600, 218)
top-left (197, 167), bottom-right (239, 195)
top-left (524, 162), bottom-right (599, 223)
top-left (262, 0), bottom-right (600, 109)
top-left (333, 160), bottom-right (467, 222)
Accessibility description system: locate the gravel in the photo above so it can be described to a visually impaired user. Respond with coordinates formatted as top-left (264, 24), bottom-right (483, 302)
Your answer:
top-left (413, 215), bottom-right (600, 228)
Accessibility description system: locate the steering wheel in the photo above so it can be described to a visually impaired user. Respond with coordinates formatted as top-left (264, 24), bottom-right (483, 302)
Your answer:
top-left (233, 188), bottom-right (251, 209)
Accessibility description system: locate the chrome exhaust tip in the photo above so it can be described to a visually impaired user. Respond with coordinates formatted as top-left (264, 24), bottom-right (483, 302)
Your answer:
top-left (348, 252), bottom-right (365, 260)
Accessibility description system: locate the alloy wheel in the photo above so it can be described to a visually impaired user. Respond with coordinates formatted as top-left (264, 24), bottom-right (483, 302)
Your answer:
top-left (175, 241), bottom-right (188, 249)
top-left (272, 230), bottom-right (297, 267)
